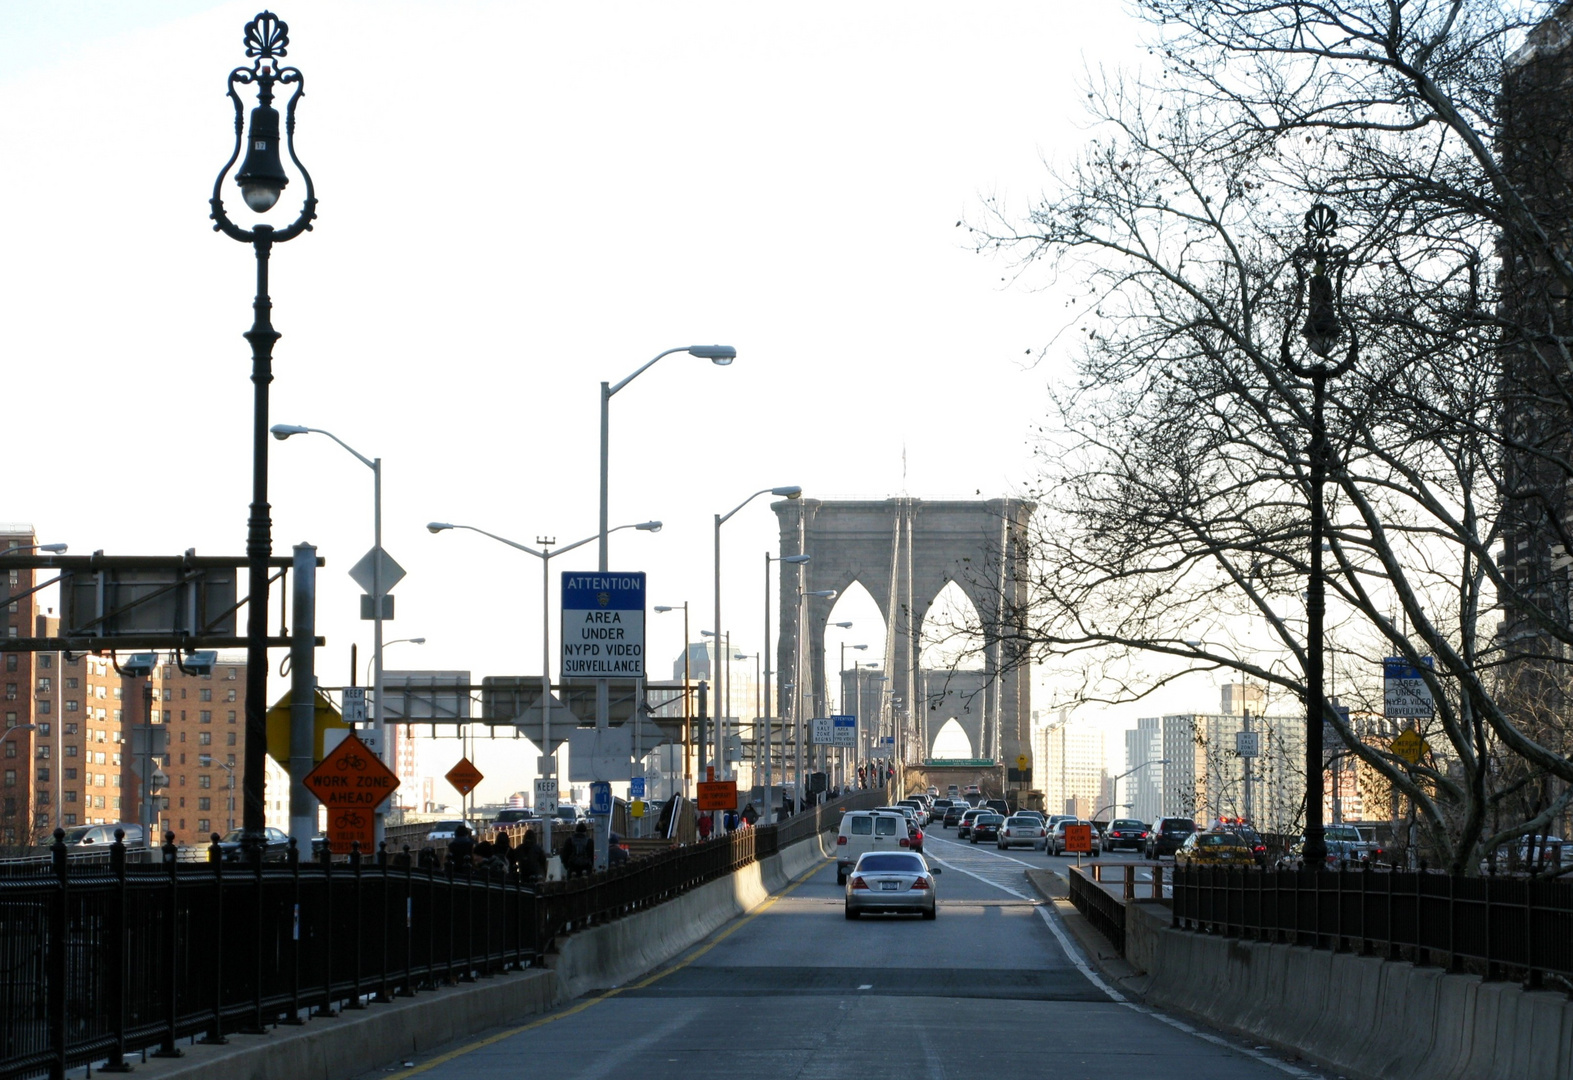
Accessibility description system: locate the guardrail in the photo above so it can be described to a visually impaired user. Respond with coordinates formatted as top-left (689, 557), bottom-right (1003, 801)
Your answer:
top-left (1172, 865), bottom-right (1573, 987)
top-left (1067, 862), bottom-right (1169, 954)
top-left (0, 790), bottom-right (880, 1080)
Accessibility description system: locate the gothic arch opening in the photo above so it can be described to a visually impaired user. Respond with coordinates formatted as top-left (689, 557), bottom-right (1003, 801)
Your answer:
top-left (919, 579), bottom-right (985, 672)
top-left (823, 580), bottom-right (887, 713)
top-left (931, 717), bottom-right (974, 759)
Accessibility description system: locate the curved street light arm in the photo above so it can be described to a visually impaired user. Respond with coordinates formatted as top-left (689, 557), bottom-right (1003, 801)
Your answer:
top-left (607, 347), bottom-right (691, 399)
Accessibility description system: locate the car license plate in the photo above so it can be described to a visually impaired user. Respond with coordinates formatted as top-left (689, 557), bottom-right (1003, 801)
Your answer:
top-left (880, 880), bottom-right (899, 891)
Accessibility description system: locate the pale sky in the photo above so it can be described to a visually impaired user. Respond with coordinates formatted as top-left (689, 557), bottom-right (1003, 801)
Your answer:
top-left (1, 1), bottom-right (1185, 804)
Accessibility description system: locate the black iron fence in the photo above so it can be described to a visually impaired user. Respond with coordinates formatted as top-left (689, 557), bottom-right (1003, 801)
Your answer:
top-left (1173, 865), bottom-right (1573, 987)
top-left (0, 791), bottom-right (877, 1080)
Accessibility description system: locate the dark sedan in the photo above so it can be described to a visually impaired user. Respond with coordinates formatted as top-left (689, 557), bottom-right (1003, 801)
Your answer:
top-left (1102, 819), bottom-right (1150, 853)
top-left (969, 813), bottom-right (1005, 844)
top-left (943, 804), bottom-right (967, 828)
top-left (214, 826), bottom-right (292, 862)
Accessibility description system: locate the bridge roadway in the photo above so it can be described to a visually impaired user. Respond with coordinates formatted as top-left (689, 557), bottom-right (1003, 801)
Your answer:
top-left (361, 833), bottom-right (1311, 1080)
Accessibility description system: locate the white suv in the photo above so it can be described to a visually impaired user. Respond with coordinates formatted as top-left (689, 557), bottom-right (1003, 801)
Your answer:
top-left (835, 810), bottom-right (912, 884)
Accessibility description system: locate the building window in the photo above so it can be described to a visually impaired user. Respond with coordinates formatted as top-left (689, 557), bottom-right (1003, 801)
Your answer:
top-left (64, 745), bottom-right (77, 758)
top-left (38, 655), bottom-right (50, 668)
top-left (4, 712), bottom-right (13, 726)
top-left (178, 731), bottom-right (185, 743)
top-left (94, 795), bottom-right (104, 808)
top-left (111, 796), bottom-right (120, 810)
top-left (113, 687), bottom-right (122, 700)
top-left (64, 677), bottom-right (78, 690)
top-left (179, 689), bottom-right (186, 700)
top-left (63, 723), bottom-right (76, 735)
top-left (200, 711), bottom-right (211, 724)
top-left (5, 684), bottom-right (16, 700)
top-left (3, 654), bottom-right (14, 672)
top-left (226, 667), bottom-right (237, 681)
top-left (36, 678), bottom-right (49, 692)
top-left (3, 743), bottom-right (14, 759)
top-left (37, 722), bottom-right (48, 736)
top-left (37, 701), bottom-right (49, 714)
top-left (197, 818), bottom-right (210, 833)
top-left (35, 745), bottom-right (48, 759)
top-left (227, 732), bottom-right (237, 746)
top-left (161, 689), bottom-right (171, 702)
top-left (198, 775), bottom-right (211, 789)
top-left (198, 732), bottom-right (211, 746)
top-left (63, 813), bottom-right (75, 825)
top-left (64, 768), bottom-right (75, 779)
top-left (226, 689), bottom-right (236, 702)
top-left (4, 770), bottom-right (15, 787)
top-left (161, 711), bottom-right (169, 722)
top-left (227, 711), bottom-right (236, 723)
top-left (200, 689), bottom-right (211, 702)
top-left (35, 767), bottom-right (48, 782)
top-left (198, 797), bottom-right (211, 811)
top-left (65, 700), bottom-right (79, 712)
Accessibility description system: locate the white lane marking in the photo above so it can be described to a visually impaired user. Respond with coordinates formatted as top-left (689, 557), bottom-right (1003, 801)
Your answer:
top-left (924, 835), bottom-right (1313, 1078)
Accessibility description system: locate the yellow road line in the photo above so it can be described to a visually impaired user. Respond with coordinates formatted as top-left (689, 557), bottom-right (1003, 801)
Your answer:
top-left (382, 858), bottom-right (828, 1080)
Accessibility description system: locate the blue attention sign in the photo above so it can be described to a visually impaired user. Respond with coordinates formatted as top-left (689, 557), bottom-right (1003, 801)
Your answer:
top-left (561, 571), bottom-right (647, 678)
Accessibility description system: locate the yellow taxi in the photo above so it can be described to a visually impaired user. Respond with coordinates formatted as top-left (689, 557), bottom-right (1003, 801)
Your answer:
top-left (1174, 829), bottom-right (1257, 868)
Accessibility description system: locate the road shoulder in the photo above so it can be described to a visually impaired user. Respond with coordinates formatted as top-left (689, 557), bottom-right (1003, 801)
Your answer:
top-left (1024, 866), bottom-right (1154, 998)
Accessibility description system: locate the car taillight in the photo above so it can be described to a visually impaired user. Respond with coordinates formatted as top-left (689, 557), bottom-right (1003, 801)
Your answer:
top-left (837, 836), bottom-right (848, 845)
top-left (851, 876), bottom-right (869, 890)
top-left (1141, 832), bottom-right (1149, 838)
top-left (910, 878), bottom-right (931, 890)
top-left (1003, 829), bottom-right (1011, 836)
top-left (1039, 829), bottom-right (1046, 837)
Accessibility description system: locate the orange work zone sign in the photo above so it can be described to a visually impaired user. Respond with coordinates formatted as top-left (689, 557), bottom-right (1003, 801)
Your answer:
top-left (1063, 824), bottom-right (1093, 854)
top-left (697, 780), bottom-right (737, 812)
top-left (445, 757), bottom-right (485, 797)
top-left (303, 733), bottom-right (399, 810)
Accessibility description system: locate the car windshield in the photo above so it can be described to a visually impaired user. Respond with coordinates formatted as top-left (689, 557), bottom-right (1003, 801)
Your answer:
top-left (977, 814), bottom-right (1004, 824)
top-left (221, 829), bottom-right (247, 843)
top-left (1006, 816), bottom-right (1037, 826)
top-left (59, 826), bottom-right (95, 844)
top-left (1112, 820), bottom-right (1144, 829)
top-left (858, 854), bottom-right (925, 873)
top-left (431, 821), bottom-right (463, 831)
top-left (1163, 821), bottom-right (1196, 834)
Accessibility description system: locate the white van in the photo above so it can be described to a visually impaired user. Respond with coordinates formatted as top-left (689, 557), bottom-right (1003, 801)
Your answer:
top-left (835, 810), bottom-right (911, 884)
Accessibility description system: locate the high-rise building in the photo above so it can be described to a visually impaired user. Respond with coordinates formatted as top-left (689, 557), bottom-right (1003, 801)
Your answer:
top-left (146, 653), bottom-right (251, 841)
top-left (2, 526), bottom-right (47, 848)
top-left (1123, 717), bottom-right (1164, 823)
top-left (1156, 712), bottom-right (1306, 832)
top-left (1038, 719), bottom-right (1108, 818)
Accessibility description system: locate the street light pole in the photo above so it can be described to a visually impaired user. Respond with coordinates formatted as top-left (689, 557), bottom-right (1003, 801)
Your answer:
top-left (1111, 758), bottom-right (1171, 823)
top-left (1283, 204), bottom-right (1356, 872)
top-left (429, 520), bottom-right (661, 792)
top-left (210, 11), bottom-right (318, 855)
top-left (654, 604), bottom-right (691, 796)
top-left (761, 553), bottom-right (807, 824)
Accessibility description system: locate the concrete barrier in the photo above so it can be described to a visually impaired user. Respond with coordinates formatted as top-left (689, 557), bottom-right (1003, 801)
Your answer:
top-left (1138, 926), bottom-right (1573, 1080)
top-left (125, 827), bottom-right (838, 1080)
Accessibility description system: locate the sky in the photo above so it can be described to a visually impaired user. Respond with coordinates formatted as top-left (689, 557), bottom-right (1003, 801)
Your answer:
top-left (1, 1), bottom-right (1223, 804)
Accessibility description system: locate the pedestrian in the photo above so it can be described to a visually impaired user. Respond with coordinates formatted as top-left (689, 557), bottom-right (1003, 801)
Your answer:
top-left (697, 813), bottom-right (713, 841)
top-left (516, 827), bottom-right (548, 881)
top-left (559, 821), bottom-right (595, 878)
top-left (447, 824), bottom-right (475, 871)
top-left (741, 802), bottom-right (759, 827)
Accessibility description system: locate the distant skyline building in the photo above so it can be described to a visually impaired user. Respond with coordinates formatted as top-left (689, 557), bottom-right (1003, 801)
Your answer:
top-left (1038, 718), bottom-right (1108, 819)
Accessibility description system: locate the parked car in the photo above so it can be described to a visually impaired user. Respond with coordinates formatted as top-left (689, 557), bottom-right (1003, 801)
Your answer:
top-left (942, 804), bottom-right (968, 828)
top-left (1281, 824), bottom-right (1381, 868)
top-left (998, 814), bottom-right (1048, 851)
top-left (215, 826), bottom-right (292, 862)
top-left (1175, 830), bottom-right (1256, 868)
top-left (1101, 819), bottom-right (1150, 853)
top-left (1048, 818), bottom-right (1101, 856)
top-left (1482, 835), bottom-right (1566, 874)
top-left (957, 807), bottom-right (988, 839)
top-left (844, 851), bottom-right (940, 920)
top-left (836, 810), bottom-right (913, 884)
top-left (970, 813), bottom-right (1005, 844)
top-left (1144, 817), bottom-right (1197, 859)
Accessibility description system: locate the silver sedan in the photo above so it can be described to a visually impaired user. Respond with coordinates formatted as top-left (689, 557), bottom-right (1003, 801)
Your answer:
top-left (997, 815), bottom-right (1048, 850)
top-left (844, 851), bottom-right (941, 920)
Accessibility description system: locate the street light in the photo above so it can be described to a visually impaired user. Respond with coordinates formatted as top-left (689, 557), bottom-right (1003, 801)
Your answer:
top-left (653, 604), bottom-right (692, 795)
top-left (367, 637), bottom-right (425, 686)
top-left (714, 485), bottom-right (801, 784)
top-left (1111, 758), bottom-right (1170, 824)
top-left (600, 345), bottom-right (736, 570)
top-left (271, 423), bottom-right (391, 792)
top-left (700, 629), bottom-right (731, 785)
top-left (762, 553), bottom-right (809, 823)
top-left (211, 10), bottom-right (318, 856)
top-left (428, 519), bottom-right (660, 791)
top-left (1283, 204), bottom-right (1356, 871)
top-left (0, 543), bottom-right (67, 555)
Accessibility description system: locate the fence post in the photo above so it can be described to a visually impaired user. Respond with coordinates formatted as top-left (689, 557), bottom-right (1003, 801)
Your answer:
top-left (400, 847), bottom-right (416, 996)
top-left (375, 842), bottom-right (394, 1003)
top-left (154, 831), bottom-right (183, 1059)
top-left (1522, 877), bottom-right (1541, 991)
top-left (316, 838), bottom-right (338, 1017)
top-left (461, 859), bottom-right (477, 983)
top-left (241, 837), bottom-right (267, 1034)
top-left (344, 842), bottom-right (366, 1009)
top-left (200, 834), bottom-right (229, 1044)
top-left (100, 830), bottom-right (133, 1073)
top-left (283, 837), bottom-right (305, 1024)
top-left (47, 830), bottom-right (70, 1080)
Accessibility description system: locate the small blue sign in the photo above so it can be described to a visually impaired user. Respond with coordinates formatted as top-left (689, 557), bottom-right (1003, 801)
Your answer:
top-left (629, 776), bottom-right (646, 799)
top-left (1383, 656), bottom-right (1433, 680)
top-left (590, 781), bottom-right (613, 815)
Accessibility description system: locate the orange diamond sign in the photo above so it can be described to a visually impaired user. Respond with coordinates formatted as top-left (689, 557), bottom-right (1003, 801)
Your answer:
top-left (445, 757), bottom-right (484, 797)
top-left (304, 732), bottom-right (399, 810)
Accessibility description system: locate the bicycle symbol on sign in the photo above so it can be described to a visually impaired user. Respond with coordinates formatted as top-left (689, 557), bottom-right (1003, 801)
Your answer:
top-left (333, 752), bottom-right (368, 773)
top-left (334, 810), bottom-right (367, 830)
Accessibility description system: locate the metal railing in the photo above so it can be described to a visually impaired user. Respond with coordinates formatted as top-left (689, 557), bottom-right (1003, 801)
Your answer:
top-left (0, 790), bottom-right (879, 1080)
top-left (1067, 862), bottom-right (1169, 955)
top-left (1172, 865), bottom-right (1573, 987)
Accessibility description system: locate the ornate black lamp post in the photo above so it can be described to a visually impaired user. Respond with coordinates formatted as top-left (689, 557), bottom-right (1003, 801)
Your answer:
top-left (210, 11), bottom-right (317, 854)
top-left (1282, 204), bottom-right (1355, 871)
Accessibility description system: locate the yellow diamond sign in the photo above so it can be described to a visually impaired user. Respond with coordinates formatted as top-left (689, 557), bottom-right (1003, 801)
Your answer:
top-left (265, 689), bottom-right (352, 767)
top-left (1391, 728), bottom-right (1429, 765)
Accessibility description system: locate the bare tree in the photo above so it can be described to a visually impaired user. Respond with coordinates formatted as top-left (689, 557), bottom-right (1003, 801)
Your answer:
top-left (965, 0), bottom-right (1573, 873)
